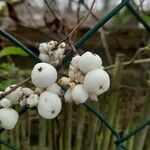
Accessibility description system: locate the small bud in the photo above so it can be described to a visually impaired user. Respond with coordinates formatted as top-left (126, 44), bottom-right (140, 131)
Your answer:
top-left (0, 98), bottom-right (11, 108)
top-left (59, 77), bottom-right (71, 86)
top-left (26, 94), bottom-right (38, 108)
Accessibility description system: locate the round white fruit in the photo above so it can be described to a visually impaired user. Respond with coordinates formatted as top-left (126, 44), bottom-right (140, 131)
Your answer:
top-left (26, 94), bottom-right (39, 108)
top-left (39, 42), bottom-right (49, 53)
top-left (39, 53), bottom-right (50, 63)
top-left (0, 98), bottom-right (11, 108)
top-left (83, 69), bottom-right (110, 95)
top-left (64, 88), bottom-right (73, 103)
top-left (47, 40), bottom-right (57, 51)
top-left (0, 108), bottom-right (19, 130)
top-left (38, 91), bottom-right (62, 119)
top-left (70, 55), bottom-right (80, 71)
top-left (31, 63), bottom-right (57, 88)
top-left (58, 42), bottom-right (66, 48)
top-left (22, 88), bottom-right (33, 96)
top-left (46, 83), bottom-right (62, 96)
top-left (71, 84), bottom-right (88, 104)
top-left (78, 51), bottom-right (102, 73)
top-left (5, 85), bottom-right (22, 104)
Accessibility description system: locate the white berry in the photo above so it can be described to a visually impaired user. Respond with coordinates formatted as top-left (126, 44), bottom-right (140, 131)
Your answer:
top-left (26, 94), bottom-right (38, 108)
top-left (58, 42), bottom-right (66, 48)
top-left (64, 88), bottom-right (73, 103)
top-left (39, 43), bottom-right (49, 53)
top-left (39, 53), bottom-right (50, 63)
top-left (22, 88), bottom-right (33, 96)
top-left (70, 55), bottom-right (80, 71)
top-left (31, 63), bottom-right (57, 88)
top-left (46, 83), bottom-right (62, 96)
top-left (38, 91), bottom-right (62, 119)
top-left (0, 98), bottom-right (11, 108)
top-left (71, 84), bottom-right (88, 104)
top-left (83, 69), bottom-right (110, 95)
top-left (20, 98), bottom-right (26, 107)
top-left (5, 85), bottom-right (22, 104)
top-left (0, 108), bottom-right (19, 130)
top-left (47, 40), bottom-right (56, 51)
top-left (79, 51), bottom-right (102, 73)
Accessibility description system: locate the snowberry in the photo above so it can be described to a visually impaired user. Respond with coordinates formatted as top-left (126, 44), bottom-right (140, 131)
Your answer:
top-left (79, 51), bottom-right (102, 73)
top-left (55, 48), bottom-right (64, 58)
top-left (22, 88), bottom-right (33, 96)
top-left (47, 40), bottom-right (56, 50)
top-left (26, 94), bottom-right (38, 108)
top-left (31, 63), bottom-right (57, 88)
top-left (38, 91), bottom-right (62, 119)
top-left (5, 85), bottom-right (22, 104)
top-left (39, 43), bottom-right (49, 53)
top-left (83, 69), bottom-right (110, 95)
top-left (0, 98), bottom-right (11, 108)
top-left (0, 108), bottom-right (19, 130)
top-left (70, 55), bottom-right (80, 71)
top-left (58, 42), bottom-right (66, 48)
top-left (74, 71), bottom-right (84, 83)
top-left (39, 53), bottom-right (50, 63)
top-left (59, 77), bottom-right (71, 86)
top-left (46, 83), bottom-right (62, 96)
top-left (20, 98), bottom-right (26, 107)
top-left (71, 84), bottom-right (88, 104)
top-left (64, 88), bottom-right (73, 103)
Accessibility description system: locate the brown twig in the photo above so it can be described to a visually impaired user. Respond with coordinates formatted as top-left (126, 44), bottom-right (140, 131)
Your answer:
top-left (69, 0), bottom-right (96, 38)
top-left (105, 58), bottom-right (150, 70)
top-left (73, 0), bottom-right (113, 64)
top-left (57, 0), bottom-right (96, 46)
top-left (43, 0), bottom-right (59, 20)
top-left (0, 77), bottom-right (31, 100)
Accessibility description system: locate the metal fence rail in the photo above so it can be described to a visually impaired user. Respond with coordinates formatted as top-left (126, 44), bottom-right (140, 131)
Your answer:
top-left (0, 0), bottom-right (149, 149)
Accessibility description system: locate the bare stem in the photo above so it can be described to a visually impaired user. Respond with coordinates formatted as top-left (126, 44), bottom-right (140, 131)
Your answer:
top-left (0, 77), bottom-right (31, 100)
top-left (105, 58), bottom-right (150, 70)
top-left (57, 0), bottom-right (96, 46)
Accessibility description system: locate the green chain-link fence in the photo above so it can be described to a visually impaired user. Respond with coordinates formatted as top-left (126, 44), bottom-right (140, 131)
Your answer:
top-left (0, 0), bottom-right (149, 149)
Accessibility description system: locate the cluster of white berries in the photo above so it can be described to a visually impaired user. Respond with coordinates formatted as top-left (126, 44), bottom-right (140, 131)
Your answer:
top-left (59, 51), bottom-right (110, 104)
top-left (0, 63), bottom-right (62, 129)
top-left (0, 42), bottom-right (110, 130)
top-left (39, 40), bottom-right (66, 66)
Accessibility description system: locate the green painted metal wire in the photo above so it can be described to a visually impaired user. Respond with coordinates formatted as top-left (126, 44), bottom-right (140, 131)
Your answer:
top-left (0, 138), bottom-right (17, 150)
top-left (116, 120), bottom-right (150, 144)
top-left (61, 0), bottom-right (129, 65)
top-left (84, 101), bottom-right (119, 138)
top-left (126, 3), bottom-right (150, 31)
top-left (0, 29), bottom-right (40, 62)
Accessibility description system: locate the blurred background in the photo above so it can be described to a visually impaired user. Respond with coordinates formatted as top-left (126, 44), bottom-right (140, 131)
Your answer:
top-left (0, 0), bottom-right (150, 150)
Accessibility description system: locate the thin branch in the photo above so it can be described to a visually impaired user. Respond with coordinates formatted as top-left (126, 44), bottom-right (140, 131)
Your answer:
top-left (69, 0), bottom-right (96, 38)
top-left (105, 58), bottom-right (150, 70)
top-left (57, 0), bottom-right (96, 46)
top-left (99, 30), bottom-right (113, 64)
top-left (0, 77), bottom-right (31, 100)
